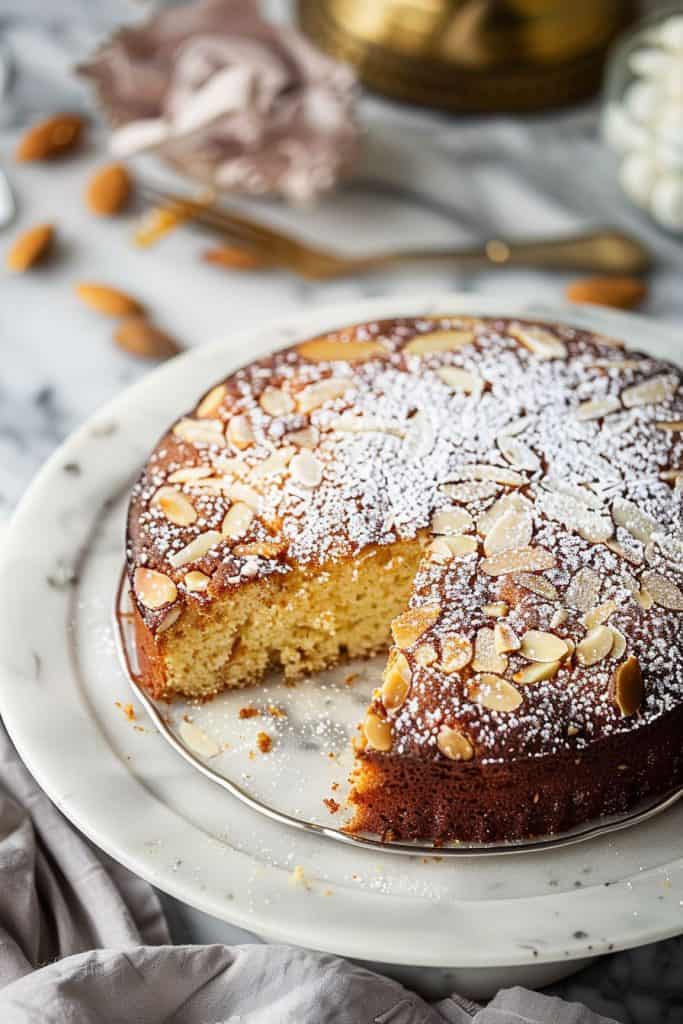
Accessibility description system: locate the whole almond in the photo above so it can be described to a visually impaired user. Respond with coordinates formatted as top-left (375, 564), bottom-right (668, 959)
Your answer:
top-left (203, 245), bottom-right (270, 270)
top-left (86, 163), bottom-right (132, 216)
top-left (6, 223), bottom-right (54, 272)
top-left (114, 317), bottom-right (180, 360)
top-left (16, 113), bottom-right (85, 162)
top-left (566, 276), bottom-right (647, 311)
top-left (75, 282), bottom-right (143, 316)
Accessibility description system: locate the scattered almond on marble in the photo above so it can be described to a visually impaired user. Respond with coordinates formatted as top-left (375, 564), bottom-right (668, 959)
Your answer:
top-left (203, 244), bottom-right (270, 270)
top-left (76, 282), bottom-right (143, 316)
top-left (566, 276), bottom-right (647, 310)
top-left (114, 316), bottom-right (180, 360)
top-left (86, 162), bottom-right (131, 216)
top-left (16, 112), bottom-right (85, 161)
top-left (6, 223), bottom-right (54, 272)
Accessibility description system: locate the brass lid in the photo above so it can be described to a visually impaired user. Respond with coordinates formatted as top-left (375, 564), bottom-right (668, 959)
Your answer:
top-left (298, 0), bottom-right (636, 113)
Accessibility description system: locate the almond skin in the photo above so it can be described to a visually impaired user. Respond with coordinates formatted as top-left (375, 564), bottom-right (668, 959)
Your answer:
top-left (75, 283), bottom-right (143, 316)
top-left (203, 245), bottom-right (270, 270)
top-left (86, 163), bottom-right (132, 216)
top-left (6, 223), bottom-right (54, 272)
top-left (16, 113), bottom-right (85, 162)
top-left (566, 276), bottom-right (647, 311)
top-left (114, 316), bottom-right (180, 360)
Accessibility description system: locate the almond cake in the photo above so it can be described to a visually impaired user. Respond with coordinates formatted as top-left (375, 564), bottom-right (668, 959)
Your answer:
top-left (126, 316), bottom-right (683, 842)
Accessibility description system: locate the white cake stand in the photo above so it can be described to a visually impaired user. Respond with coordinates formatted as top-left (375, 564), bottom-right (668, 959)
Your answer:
top-left (1, 295), bottom-right (681, 998)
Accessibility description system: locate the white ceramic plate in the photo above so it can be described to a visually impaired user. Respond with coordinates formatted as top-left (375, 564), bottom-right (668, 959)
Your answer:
top-left (1, 294), bottom-right (682, 969)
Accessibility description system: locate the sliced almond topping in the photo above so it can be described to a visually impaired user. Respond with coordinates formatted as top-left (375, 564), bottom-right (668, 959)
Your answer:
top-left (226, 414), bottom-right (254, 451)
top-left (285, 426), bottom-right (319, 448)
top-left (612, 497), bottom-right (659, 544)
top-left (605, 539), bottom-right (644, 566)
top-left (469, 674), bottom-right (523, 712)
top-left (483, 504), bottom-right (533, 556)
top-left (609, 627), bottom-right (627, 660)
top-left (582, 600), bottom-right (617, 630)
top-left (640, 570), bottom-right (683, 611)
top-left (575, 396), bottom-right (621, 421)
top-left (436, 366), bottom-right (483, 396)
top-left (481, 546), bottom-right (555, 577)
top-left (508, 323), bottom-right (567, 360)
top-left (297, 378), bottom-right (350, 414)
top-left (566, 567), bottom-right (602, 612)
top-left (250, 446), bottom-right (295, 480)
top-left (550, 608), bottom-right (568, 629)
top-left (477, 492), bottom-right (532, 537)
top-left (576, 625), bottom-right (614, 666)
top-left (483, 601), bottom-right (508, 618)
top-left (496, 436), bottom-right (540, 473)
top-left (634, 586), bottom-right (654, 610)
top-left (440, 634), bottom-right (473, 673)
top-left (289, 450), bottom-right (323, 488)
top-left (213, 455), bottom-right (249, 478)
top-left (168, 530), bottom-right (223, 568)
top-left (494, 622), bottom-right (520, 654)
top-left (391, 605), bottom-right (441, 648)
top-left (168, 466), bottom-right (213, 484)
top-left (196, 384), bottom-right (227, 419)
top-left (173, 417), bottom-right (224, 447)
top-left (453, 464), bottom-right (526, 487)
top-left (404, 329), bottom-right (474, 355)
top-left (134, 567), bottom-right (177, 609)
top-left (414, 643), bottom-right (437, 667)
top-left (656, 420), bottom-right (683, 432)
top-left (440, 480), bottom-right (502, 503)
top-left (259, 385), bottom-right (295, 417)
top-left (157, 606), bottom-right (182, 633)
top-left (535, 489), bottom-right (613, 544)
top-left (519, 630), bottom-right (568, 663)
top-left (472, 627), bottom-right (508, 674)
top-left (331, 413), bottom-right (404, 438)
top-left (184, 570), bottom-right (210, 592)
top-left (431, 507), bottom-right (473, 536)
top-left (513, 660), bottom-right (561, 685)
top-left (233, 540), bottom-right (287, 559)
top-left (221, 502), bottom-right (254, 540)
top-left (381, 650), bottom-right (411, 711)
top-left (297, 337), bottom-right (385, 363)
top-left (514, 573), bottom-right (558, 601)
top-left (621, 374), bottom-right (678, 408)
top-left (151, 486), bottom-right (197, 526)
top-left (437, 726), bottom-right (474, 761)
top-left (364, 711), bottom-right (393, 751)
top-left (611, 656), bottom-right (643, 717)
top-left (226, 482), bottom-right (261, 509)
top-left (427, 535), bottom-right (478, 563)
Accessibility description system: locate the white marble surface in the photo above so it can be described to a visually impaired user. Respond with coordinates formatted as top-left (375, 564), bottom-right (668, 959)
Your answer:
top-left (1, 2), bottom-right (682, 1021)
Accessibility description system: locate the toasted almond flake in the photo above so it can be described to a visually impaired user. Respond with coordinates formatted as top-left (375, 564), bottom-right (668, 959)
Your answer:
top-left (576, 625), bottom-right (614, 666)
top-left (513, 660), bottom-right (561, 685)
top-left (431, 507), bottom-right (473, 536)
top-left (498, 414), bottom-right (533, 438)
top-left (440, 480), bottom-right (502, 503)
top-left (656, 420), bottom-right (683, 431)
top-left (233, 540), bottom-right (287, 559)
top-left (432, 535), bottom-right (478, 560)
top-left (297, 378), bottom-right (350, 414)
top-left (635, 587), bottom-right (654, 610)
top-left (605, 539), bottom-right (644, 566)
top-left (381, 650), bottom-right (411, 711)
top-left (575, 396), bottom-right (621, 421)
top-left (226, 414), bottom-right (254, 450)
top-left (285, 426), bottom-right (319, 448)
top-left (250, 446), bottom-right (295, 480)
top-left (437, 726), bottom-right (474, 761)
top-left (453, 464), bottom-right (526, 487)
top-left (494, 622), bottom-right (520, 654)
top-left (640, 570), bottom-right (683, 611)
top-left (477, 492), bottom-right (532, 537)
top-left (222, 502), bottom-right (254, 540)
top-left (550, 608), bottom-right (569, 629)
top-left (184, 570), bottom-right (210, 592)
top-left (151, 486), bottom-right (197, 527)
top-left (469, 674), bottom-right (523, 712)
top-left (168, 466), bottom-right (213, 483)
top-left (612, 498), bottom-right (659, 544)
top-left (621, 374), bottom-right (678, 408)
top-left (173, 417), bottom-right (224, 447)
top-left (514, 572), bottom-right (558, 601)
top-left (134, 567), bottom-right (177, 609)
top-left (483, 504), bottom-right (533, 556)
top-left (472, 628), bottom-right (508, 674)
top-left (481, 546), bottom-right (555, 577)
top-left (519, 630), bottom-right (569, 663)
top-left (259, 385), bottom-right (295, 417)
top-left (611, 656), bottom-right (643, 717)
top-left (439, 634), bottom-right (473, 673)
top-left (508, 323), bottom-right (567, 360)
top-left (542, 477), bottom-right (604, 511)
top-left (179, 720), bottom-right (220, 758)
top-left (566, 568), bottom-right (602, 612)
top-left (196, 384), bottom-right (227, 419)
top-left (364, 711), bottom-right (393, 751)
top-left (401, 410), bottom-right (435, 461)
top-left (496, 436), bottom-right (540, 473)
top-left (168, 530), bottom-right (223, 569)
top-left (414, 643), bottom-right (437, 667)
top-left (535, 489), bottom-right (612, 544)
top-left (436, 366), bottom-right (483, 395)
top-left (404, 329), bottom-right (474, 355)
top-left (582, 600), bottom-right (617, 630)
top-left (297, 337), bottom-right (385, 363)
top-left (226, 482), bottom-right (261, 509)
top-left (483, 601), bottom-right (508, 618)
top-left (289, 450), bottom-right (323, 488)
top-left (331, 413), bottom-right (404, 437)
top-left (391, 605), bottom-right (441, 648)
top-left (213, 455), bottom-right (249, 477)
top-left (610, 627), bottom-right (627, 660)
top-left (157, 606), bottom-right (182, 633)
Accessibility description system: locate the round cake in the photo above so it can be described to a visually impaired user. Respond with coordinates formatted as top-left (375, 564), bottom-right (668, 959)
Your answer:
top-left (126, 314), bottom-right (683, 843)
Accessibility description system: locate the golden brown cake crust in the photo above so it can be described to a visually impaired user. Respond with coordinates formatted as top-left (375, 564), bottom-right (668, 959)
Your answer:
top-left (126, 314), bottom-right (683, 840)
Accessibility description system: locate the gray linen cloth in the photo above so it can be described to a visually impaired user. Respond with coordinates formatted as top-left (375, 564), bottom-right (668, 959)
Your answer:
top-left (0, 720), bottom-right (617, 1023)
